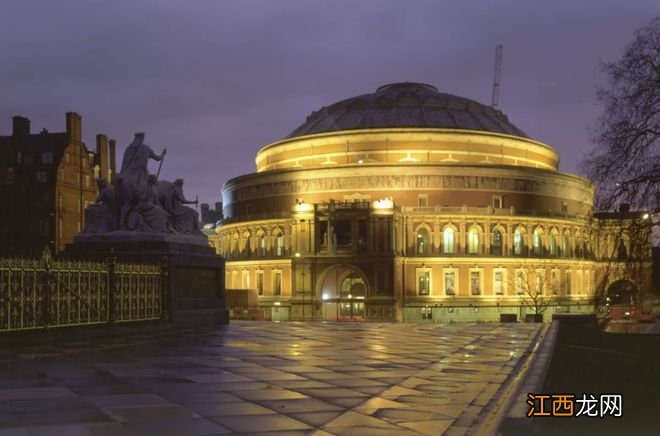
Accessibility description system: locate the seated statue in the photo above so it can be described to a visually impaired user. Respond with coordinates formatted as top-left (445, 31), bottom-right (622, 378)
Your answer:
top-left (82, 178), bottom-right (117, 234)
top-left (118, 175), bottom-right (169, 233)
top-left (153, 178), bottom-right (202, 235)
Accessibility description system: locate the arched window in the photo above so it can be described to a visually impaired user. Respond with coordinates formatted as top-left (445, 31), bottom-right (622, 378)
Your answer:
top-left (549, 233), bottom-right (558, 256)
top-left (443, 228), bottom-right (455, 254)
top-left (258, 235), bottom-right (266, 256)
top-left (340, 273), bottom-right (366, 298)
top-left (562, 233), bottom-right (570, 257)
top-left (514, 229), bottom-right (524, 256)
top-left (276, 234), bottom-right (284, 256)
top-left (416, 228), bottom-right (429, 255)
top-left (243, 232), bottom-right (252, 256)
top-left (468, 227), bottom-right (479, 255)
top-left (532, 229), bottom-right (542, 256)
top-left (491, 229), bottom-right (502, 255)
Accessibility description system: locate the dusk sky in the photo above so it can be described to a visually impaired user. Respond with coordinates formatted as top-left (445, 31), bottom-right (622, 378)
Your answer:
top-left (2, 1), bottom-right (658, 205)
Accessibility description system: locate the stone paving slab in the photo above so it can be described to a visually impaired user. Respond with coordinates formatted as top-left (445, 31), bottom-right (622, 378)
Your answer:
top-left (0, 322), bottom-right (542, 435)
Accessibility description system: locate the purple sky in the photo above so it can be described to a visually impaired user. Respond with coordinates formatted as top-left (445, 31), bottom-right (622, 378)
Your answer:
top-left (1, 1), bottom-right (658, 205)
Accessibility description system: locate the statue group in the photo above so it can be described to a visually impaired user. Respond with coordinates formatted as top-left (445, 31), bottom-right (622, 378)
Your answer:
top-left (82, 132), bottom-right (203, 237)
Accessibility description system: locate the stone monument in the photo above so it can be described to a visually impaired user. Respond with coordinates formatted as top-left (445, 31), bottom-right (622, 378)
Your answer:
top-left (65, 132), bottom-right (228, 326)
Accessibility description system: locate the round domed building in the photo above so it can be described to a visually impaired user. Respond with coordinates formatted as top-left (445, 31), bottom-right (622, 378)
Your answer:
top-left (211, 82), bottom-right (642, 322)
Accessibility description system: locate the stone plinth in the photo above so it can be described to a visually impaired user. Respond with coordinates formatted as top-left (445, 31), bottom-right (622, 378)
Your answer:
top-left (63, 236), bottom-right (228, 327)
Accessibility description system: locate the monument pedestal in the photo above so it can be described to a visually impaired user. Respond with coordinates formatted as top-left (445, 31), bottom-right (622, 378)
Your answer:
top-left (63, 235), bottom-right (228, 327)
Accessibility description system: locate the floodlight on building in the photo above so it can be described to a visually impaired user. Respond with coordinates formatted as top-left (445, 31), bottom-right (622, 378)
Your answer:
top-left (274, 301), bottom-right (281, 306)
top-left (322, 293), bottom-right (329, 300)
top-left (372, 197), bottom-right (393, 209)
top-left (642, 213), bottom-right (650, 219)
top-left (294, 252), bottom-right (301, 257)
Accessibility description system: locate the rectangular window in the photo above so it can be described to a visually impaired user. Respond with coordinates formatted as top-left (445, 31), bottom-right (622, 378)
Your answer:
top-left (85, 174), bottom-right (90, 188)
top-left (421, 306), bottom-right (433, 320)
top-left (565, 271), bottom-right (572, 295)
top-left (417, 269), bottom-right (431, 296)
top-left (242, 270), bottom-right (250, 289)
top-left (41, 152), bottom-right (54, 164)
top-left (492, 195), bottom-right (503, 209)
top-left (561, 201), bottom-right (568, 214)
top-left (551, 269), bottom-right (560, 295)
top-left (273, 271), bottom-right (282, 296)
top-left (256, 271), bottom-right (264, 296)
top-left (470, 270), bottom-right (481, 295)
top-left (444, 269), bottom-right (456, 295)
top-left (515, 269), bottom-right (526, 295)
top-left (417, 194), bottom-right (428, 208)
top-left (535, 270), bottom-right (544, 295)
top-left (494, 269), bottom-right (504, 295)
top-left (35, 171), bottom-right (47, 183)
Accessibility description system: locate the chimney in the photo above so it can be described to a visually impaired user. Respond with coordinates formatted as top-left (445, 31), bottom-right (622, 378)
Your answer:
top-left (108, 139), bottom-right (117, 178)
top-left (12, 116), bottom-right (30, 137)
top-left (96, 134), bottom-right (108, 181)
top-left (65, 112), bottom-right (82, 142)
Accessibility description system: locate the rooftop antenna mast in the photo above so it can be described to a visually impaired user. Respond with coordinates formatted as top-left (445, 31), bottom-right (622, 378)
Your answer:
top-left (491, 44), bottom-right (503, 108)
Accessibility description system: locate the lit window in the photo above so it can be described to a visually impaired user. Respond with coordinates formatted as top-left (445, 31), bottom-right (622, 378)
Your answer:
top-left (273, 271), bottom-right (282, 296)
top-left (85, 174), bottom-right (90, 188)
top-left (468, 227), bottom-right (479, 254)
top-left (443, 228), bottom-right (455, 254)
top-left (417, 269), bottom-right (430, 296)
top-left (258, 236), bottom-right (266, 256)
top-left (551, 270), bottom-right (560, 294)
top-left (256, 271), bottom-right (264, 296)
top-left (470, 270), bottom-right (481, 295)
top-left (231, 270), bottom-right (238, 288)
top-left (491, 229), bottom-right (502, 255)
top-left (494, 269), bottom-right (504, 295)
top-left (515, 269), bottom-right (526, 295)
top-left (421, 306), bottom-right (433, 320)
top-left (444, 270), bottom-right (456, 295)
top-left (416, 228), bottom-right (429, 255)
top-left (532, 229), bottom-right (542, 256)
top-left (514, 229), bottom-right (523, 256)
top-left (276, 235), bottom-right (284, 256)
top-left (549, 233), bottom-right (557, 256)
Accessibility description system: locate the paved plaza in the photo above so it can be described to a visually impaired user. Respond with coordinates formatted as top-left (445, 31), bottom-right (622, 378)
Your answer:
top-left (0, 322), bottom-right (544, 435)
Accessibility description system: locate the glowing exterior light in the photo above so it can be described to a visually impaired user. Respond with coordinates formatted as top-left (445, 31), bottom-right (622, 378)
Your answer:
top-left (357, 159), bottom-right (364, 164)
top-left (372, 197), bottom-right (393, 209)
top-left (642, 213), bottom-right (649, 219)
top-left (294, 252), bottom-right (301, 257)
top-left (274, 301), bottom-right (281, 306)
top-left (322, 293), bottom-right (329, 300)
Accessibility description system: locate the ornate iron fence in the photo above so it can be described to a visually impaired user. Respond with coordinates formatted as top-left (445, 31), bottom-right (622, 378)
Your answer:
top-left (0, 249), bottom-right (166, 332)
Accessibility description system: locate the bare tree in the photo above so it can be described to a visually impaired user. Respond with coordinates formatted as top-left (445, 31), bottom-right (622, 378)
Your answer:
top-left (582, 16), bottom-right (660, 221)
top-left (516, 264), bottom-right (557, 319)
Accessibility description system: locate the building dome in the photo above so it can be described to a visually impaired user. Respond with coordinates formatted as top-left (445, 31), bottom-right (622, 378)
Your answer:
top-left (287, 82), bottom-right (528, 139)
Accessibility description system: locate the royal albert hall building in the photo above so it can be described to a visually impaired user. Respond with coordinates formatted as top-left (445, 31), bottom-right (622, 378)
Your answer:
top-left (211, 82), bottom-right (638, 322)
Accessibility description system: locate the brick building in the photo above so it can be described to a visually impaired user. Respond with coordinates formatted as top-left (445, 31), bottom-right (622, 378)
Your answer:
top-left (0, 112), bottom-right (116, 254)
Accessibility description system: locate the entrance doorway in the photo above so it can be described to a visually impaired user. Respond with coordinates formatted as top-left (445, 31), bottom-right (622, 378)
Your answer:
top-left (318, 265), bottom-right (369, 321)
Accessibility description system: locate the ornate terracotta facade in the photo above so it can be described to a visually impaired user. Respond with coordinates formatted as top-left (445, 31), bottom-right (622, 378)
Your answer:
top-left (210, 83), bottom-right (648, 321)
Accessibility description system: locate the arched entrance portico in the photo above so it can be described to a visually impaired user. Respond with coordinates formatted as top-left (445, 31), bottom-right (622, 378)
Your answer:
top-left (606, 279), bottom-right (638, 306)
top-left (318, 264), bottom-right (369, 321)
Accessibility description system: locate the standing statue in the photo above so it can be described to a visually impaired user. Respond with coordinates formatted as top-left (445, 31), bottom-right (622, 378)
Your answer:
top-left (119, 132), bottom-right (167, 204)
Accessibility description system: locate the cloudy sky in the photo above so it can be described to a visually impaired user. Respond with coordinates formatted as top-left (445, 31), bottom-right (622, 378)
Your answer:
top-left (1, 0), bottom-right (658, 205)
